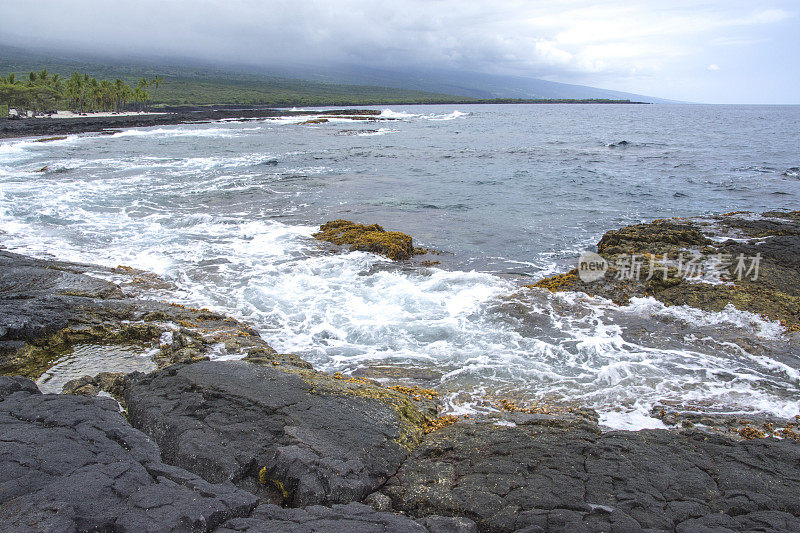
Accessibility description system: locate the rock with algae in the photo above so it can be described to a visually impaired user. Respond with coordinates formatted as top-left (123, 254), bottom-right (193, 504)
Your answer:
top-left (314, 219), bottom-right (416, 261)
top-left (530, 210), bottom-right (800, 332)
top-left (0, 250), bottom-right (278, 379)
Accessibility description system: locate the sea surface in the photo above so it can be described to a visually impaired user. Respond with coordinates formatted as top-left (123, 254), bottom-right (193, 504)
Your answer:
top-left (1, 104), bottom-right (799, 429)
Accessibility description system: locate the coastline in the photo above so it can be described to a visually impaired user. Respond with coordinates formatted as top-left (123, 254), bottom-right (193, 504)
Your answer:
top-left (2, 213), bottom-right (800, 530)
top-left (0, 99), bottom-right (648, 140)
top-left (0, 108), bottom-right (383, 140)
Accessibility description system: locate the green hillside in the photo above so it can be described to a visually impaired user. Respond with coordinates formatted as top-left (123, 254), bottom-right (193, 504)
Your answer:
top-left (0, 46), bottom-right (465, 107)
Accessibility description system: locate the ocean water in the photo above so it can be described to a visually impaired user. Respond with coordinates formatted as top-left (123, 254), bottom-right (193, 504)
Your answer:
top-left (1, 104), bottom-right (798, 429)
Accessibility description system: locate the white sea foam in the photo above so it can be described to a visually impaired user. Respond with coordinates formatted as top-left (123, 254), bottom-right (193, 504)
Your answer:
top-left (624, 296), bottom-right (785, 337)
top-left (379, 109), bottom-right (420, 119)
top-left (428, 110), bottom-right (469, 121)
top-left (379, 109), bottom-right (469, 121)
top-left (111, 127), bottom-right (238, 138)
top-left (600, 409), bottom-right (668, 430)
top-left (356, 128), bottom-right (398, 136)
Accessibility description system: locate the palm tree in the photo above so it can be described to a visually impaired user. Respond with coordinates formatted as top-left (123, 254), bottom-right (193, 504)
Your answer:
top-left (137, 78), bottom-right (151, 110)
top-left (3, 69), bottom-right (164, 115)
top-left (66, 71), bottom-right (84, 113)
top-left (100, 79), bottom-right (114, 112)
top-left (113, 79), bottom-right (125, 112)
top-left (133, 86), bottom-right (148, 111)
top-left (88, 78), bottom-right (101, 112)
top-left (150, 75), bottom-right (162, 103)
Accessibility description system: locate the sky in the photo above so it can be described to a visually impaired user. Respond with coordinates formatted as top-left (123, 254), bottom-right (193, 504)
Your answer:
top-left (1, 0), bottom-right (798, 103)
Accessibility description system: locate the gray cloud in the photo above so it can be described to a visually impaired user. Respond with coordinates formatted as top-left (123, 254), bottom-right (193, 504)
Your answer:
top-left (1, 0), bottom-right (797, 102)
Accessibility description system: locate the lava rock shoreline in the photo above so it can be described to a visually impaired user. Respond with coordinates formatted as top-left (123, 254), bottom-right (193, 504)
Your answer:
top-left (2, 218), bottom-right (800, 531)
top-left (0, 108), bottom-right (384, 140)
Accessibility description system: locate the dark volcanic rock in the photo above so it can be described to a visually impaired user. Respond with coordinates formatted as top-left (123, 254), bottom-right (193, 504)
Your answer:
top-left (218, 502), bottom-right (472, 532)
top-left (0, 250), bottom-right (276, 378)
top-left (0, 376), bottom-right (257, 531)
top-left (532, 211), bottom-right (800, 331)
top-left (596, 219), bottom-right (709, 255)
top-left (381, 422), bottom-right (800, 533)
top-left (123, 360), bottom-right (427, 507)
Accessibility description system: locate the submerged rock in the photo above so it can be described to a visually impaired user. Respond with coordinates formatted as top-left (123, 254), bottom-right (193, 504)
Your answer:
top-left (0, 376), bottom-right (257, 531)
top-left (314, 220), bottom-right (416, 261)
top-left (382, 421), bottom-right (800, 532)
top-left (123, 360), bottom-right (434, 507)
top-left (62, 371), bottom-right (127, 398)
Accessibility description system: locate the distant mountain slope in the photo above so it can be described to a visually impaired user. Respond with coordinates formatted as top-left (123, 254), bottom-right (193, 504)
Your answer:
top-left (0, 44), bottom-right (668, 105)
top-left (258, 64), bottom-right (673, 103)
top-left (0, 45), bottom-right (463, 106)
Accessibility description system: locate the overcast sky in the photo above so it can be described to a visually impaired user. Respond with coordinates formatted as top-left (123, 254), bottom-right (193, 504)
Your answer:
top-left (1, 0), bottom-right (798, 103)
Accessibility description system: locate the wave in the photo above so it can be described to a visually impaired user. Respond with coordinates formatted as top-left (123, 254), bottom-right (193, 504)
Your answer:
top-left (2, 112), bottom-right (798, 431)
top-left (379, 109), bottom-right (420, 119)
top-left (379, 109), bottom-right (469, 121)
top-left (428, 110), bottom-right (469, 121)
top-left (111, 127), bottom-right (238, 138)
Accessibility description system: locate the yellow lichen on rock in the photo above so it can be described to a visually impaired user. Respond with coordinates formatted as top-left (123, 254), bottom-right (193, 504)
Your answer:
top-left (313, 220), bottom-right (415, 260)
top-left (739, 426), bottom-right (767, 440)
top-left (529, 269), bottom-right (580, 292)
top-left (421, 415), bottom-right (459, 434)
top-left (388, 385), bottom-right (439, 400)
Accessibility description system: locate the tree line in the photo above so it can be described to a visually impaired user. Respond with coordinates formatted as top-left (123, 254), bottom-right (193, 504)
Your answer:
top-left (1, 70), bottom-right (163, 116)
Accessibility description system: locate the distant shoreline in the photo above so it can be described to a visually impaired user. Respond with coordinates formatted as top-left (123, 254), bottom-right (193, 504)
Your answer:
top-left (0, 108), bottom-right (381, 139)
top-left (0, 100), bottom-right (648, 139)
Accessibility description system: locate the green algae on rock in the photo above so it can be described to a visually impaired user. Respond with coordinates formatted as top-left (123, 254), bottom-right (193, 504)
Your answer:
top-left (314, 219), bottom-right (415, 260)
top-left (0, 250), bottom-right (278, 382)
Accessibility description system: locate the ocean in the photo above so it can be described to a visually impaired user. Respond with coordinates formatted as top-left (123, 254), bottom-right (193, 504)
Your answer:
top-left (1, 103), bottom-right (798, 429)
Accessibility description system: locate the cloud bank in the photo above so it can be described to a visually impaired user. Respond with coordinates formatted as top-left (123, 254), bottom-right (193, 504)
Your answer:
top-left (1, 0), bottom-right (797, 102)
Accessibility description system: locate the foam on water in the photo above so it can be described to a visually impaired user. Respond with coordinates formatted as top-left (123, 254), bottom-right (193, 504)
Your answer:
top-left (355, 128), bottom-right (398, 136)
top-left (379, 109), bottom-right (420, 119)
top-left (624, 296), bottom-right (786, 338)
top-left (111, 126), bottom-right (239, 138)
top-left (379, 108), bottom-right (469, 121)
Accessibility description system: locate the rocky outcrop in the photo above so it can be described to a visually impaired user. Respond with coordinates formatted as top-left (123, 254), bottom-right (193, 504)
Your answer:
top-left (0, 250), bottom-right (276, 379)
top-left (5, 370), bottom-right (800, 532)
top-left (0, 374), bottom-right (473, 532)
top-left (381, 421), bottom-right (800, 533)
top-left (314, 220), bottom-right (417, 261)
top-left (532, 211), bottom-right (800, 331)
top-left (0, 375), bottom-right (258, 531)
top-left (123, 360), bottom-right (435, 507)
